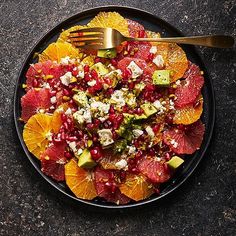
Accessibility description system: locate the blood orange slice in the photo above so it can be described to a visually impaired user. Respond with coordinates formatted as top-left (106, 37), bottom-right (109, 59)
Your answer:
top-left (21, 88), bottom-right (51, 122)
top-left (23, 113), bottom-right (53, 159)
top-left (173, 97), bottom-right (203, 125)
top-left (41, 141), bottom-right (67, 181)
top-left (65, 158), bottom-right (97, 200)
top-left (137, 157), bottom-right (171, 183)
top-left (119, 173), bottom-right (154, 201)
top-left (175, 62), bottom-right (204, 107)
top-left (38, 42), bottom-right (79, 63)
top-left (127, 19), bottom-right (146, 38)
top-left (163, 120), bottom-right (205, 154)
top-left (26, 60), bottom-right (64, 89)
top-left (94, 167), bottom-right (130, 204)
top-left (99, 148), bottom-right (122, 170)
top-left (88, 12), bottom-right (129, 37)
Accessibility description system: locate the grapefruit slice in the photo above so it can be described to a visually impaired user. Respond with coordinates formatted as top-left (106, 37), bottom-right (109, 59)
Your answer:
top-left (65, 158), bottom-right (97, 200)
top-left (38, 42), bottom-right (80, 63)
top-left (163, 120), bottom-right (205, 154)
top-left (137, 157), bottom-right (171, 183)
top-left (26, 61), bottom-right (64, 89)
top-left (173, 97), bottom-right (203, 125)
top-left (88, 12), bottom-right (129, 37)
top-left (21, 88), bottom-right (51, 122)
top-left (94, 167), bottom-right (130, 204)
top-left (119, 173), bottom-right (154, 201)
top-left (99, 148), bottom-right (122, 170)
top-left (41, 141), bottom-right (67, 181)
top-left (117, 57), bottom-right (156, 78)
top-left (23, 113), bottom-right (53, 159)
top-left (175, 62), bottom-right (204, 107)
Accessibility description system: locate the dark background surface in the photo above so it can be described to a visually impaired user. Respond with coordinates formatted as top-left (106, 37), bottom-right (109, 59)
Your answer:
top-left (0, 0), bottom-right (235, 235)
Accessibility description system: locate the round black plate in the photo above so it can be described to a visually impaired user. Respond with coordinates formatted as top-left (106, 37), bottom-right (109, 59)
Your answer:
top-left (14, 6), bottom-right (215, 209)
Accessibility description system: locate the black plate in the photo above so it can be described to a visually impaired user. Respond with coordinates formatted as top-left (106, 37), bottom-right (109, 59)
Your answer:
top-left (14, 6), bottom-right (215, 209)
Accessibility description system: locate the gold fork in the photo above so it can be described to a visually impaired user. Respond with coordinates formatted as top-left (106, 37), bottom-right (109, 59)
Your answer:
top-left (69, 27), bottom-right (234, 49)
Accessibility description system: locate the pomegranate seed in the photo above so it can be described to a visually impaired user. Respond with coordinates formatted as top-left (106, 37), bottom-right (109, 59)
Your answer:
top-left (84, 65), bottom-right (90, 73)
top-left (91, 69), bottom-right (98, 78)
top-left (135, 150), bottom-right (143, 159)
top-left (92, 134), bottom-right (98, 142)
top-left (164, 163), bottom-right (169, 171)
top-left (120, 171), bottom-right (126, 181)
top-left (90, 146), bottom-right (102, 160)
top-left (152, 124), bottom-right (160, 133)
top-left (110, 183), bottom-right (117, 194)
top-left (109, 106), bottom-right (115, 114)
top-left (33, 79), bottom-right (39, 87)
top-left (84, 74), bottom-right (91, 82)
top-left (107, 88), bottom-right (114, 95)
top-left (123, 68), bottom-right (132, 79)
top-left (164, 153), bottom-right (171, 161)
top-left (165, 114), bottom-right (173, 124)
top-left (61, 114), bottom-right (67, 122)
top-left (94, 57), bottom-right (101, 63)
top-left (149, 148), bottom-right (155, 156)
top-left (63, 122), bottom-right (68, 130)
top-left (128, 82), bottom-right (135, 89)
top-left (72, 69), bottom-right (78, 77)
top-left (94, 119), bottom-right (101, 127)
top-left (138, 29), bottom-right (146, 38)
top-left (63, 88), bottom-right (70, 96)
top-left (49, 90), bottom-right (57, 96)
top-left (111, 59), bottom-right (117, 66)
top-left (64, 151), bottom-right (73, 159)
top-left (61, 132), bottom-right (66, 140)
top-left (86, 123), bottom-right (94, 130)
top-left (134, 107), bottom-right (144, 115)
top-left (148, 53), bottom-right (155, 61)
top-left (67, 136), bottom-right (78, 141)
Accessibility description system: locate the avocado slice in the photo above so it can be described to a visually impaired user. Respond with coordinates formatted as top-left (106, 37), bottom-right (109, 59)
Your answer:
top-left (123, 113), bottom-right (134, 124)
top-left (78, 149), bottom-right (96, 169)
top-left (140, 103), bottom-right (157, 117)
top-left (97, 48), bottom-right (117, 58)
top-left (167, 156), bottom-right (184, 169)
top-left (91, 62), bottom-right (109, 76)
top-left (152, 70), bottom-right (171, 86)
top-left (134, 113), bottom-right (147, 120)
top-left (73, 90), bottom-right (88, 107)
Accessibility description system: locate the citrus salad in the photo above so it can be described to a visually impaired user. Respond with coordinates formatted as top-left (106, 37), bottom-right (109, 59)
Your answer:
top-left (20, 12), bottom-right (205, 204)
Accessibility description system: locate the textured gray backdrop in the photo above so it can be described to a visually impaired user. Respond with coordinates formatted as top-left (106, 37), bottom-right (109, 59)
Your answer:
top-left (0, 0), bottom-right (235, 235)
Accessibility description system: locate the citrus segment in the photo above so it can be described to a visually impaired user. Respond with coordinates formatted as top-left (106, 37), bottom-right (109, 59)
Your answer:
top-left (21, 88), bottom-right (51, 122)
top-left (163, 120), bottom-right (205, 154)
top-left (38, 42), bottom-right (80, 63)
top-left (23, 113), bottom-right (53, 159)
top-left (138, 157), bottom-right (171, 183)
top-left (65, 158), bottom-right (97, 200)
top-left (173, 97), bottom-right (203, 125)
top-left (41, 141), bottom-right (67, 181)
top-left (88, 12), bottom-right (129, 37)
top-left (127, 19), bottom-right (146, 38)
top-left (119, 173), bottom-right (154, 201)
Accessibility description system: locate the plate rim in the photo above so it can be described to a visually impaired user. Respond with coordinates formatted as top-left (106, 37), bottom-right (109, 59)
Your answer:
top-left (13, 5), bottom-right (215, 209)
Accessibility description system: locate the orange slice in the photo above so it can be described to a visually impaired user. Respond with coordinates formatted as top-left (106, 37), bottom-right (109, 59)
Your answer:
top-left (57, 25), bottom-right (87, 43)
top-left (88, 12), bottom-right (129, 37)
top-left (119, 173), bottom-right (154, 201)
top-left (23, 113), bottom-right (53, 159)
top-left (65, 158), bottom-right (97, 200)
top-left (173, 97), bottom-right (203, 125)
top-left (38, 42), bottom-right (80, 63)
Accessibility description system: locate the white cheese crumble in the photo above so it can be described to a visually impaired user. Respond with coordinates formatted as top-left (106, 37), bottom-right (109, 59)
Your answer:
top-left (127, 61), bottom-right (143, 78)
top-left (50, 96), bottom-right (57, 104)
top-left (68, 142), bottom-right (83, 156)
top-left (127, 146), bottom-right (136, 155)
top-left (97, 129), bottom-right (114, 147)
top-left (41, 82), bottom-right (50, 89)
top-left (65, 108), bottom-right (72, 115)
top-left (87, 80), bottom-right (96, 86)
top-left (110, 90), bottom-right (126, 107)
top-left (90, 100), bottom-right (110, 116)
top-left (132, 129), bottom-right (144, 138)
top-left (149, 46), bottom-right (158, 54)
top-left (73, 108), bottom-right (92, 124)
top-left (153, 100), bottom-right (167, 114)
top-left (115, 159), bottom-right (128, 170)
top-left (169, 99), bottom-right (175, 110)
top-left (60, 56), bottom-right (70, 65)
top-left (60, 72), bottom-right (72, 86)
top-left (170, 139), bottom-right (178, 148)
top-left (153, 55), bottom-right (164, 67)
top-left (145, 126), bottom-right (155, 139)
top-left (175, 80), bottom-right (181, 85)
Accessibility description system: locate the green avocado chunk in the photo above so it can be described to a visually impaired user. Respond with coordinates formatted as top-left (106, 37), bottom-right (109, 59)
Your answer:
top-left (97, 48), bottom-right (117, 58)
top-left (73, 90), bottom-right (88, 107)
top-left (140, 103), bottom-right (157, 117)
top-left (123, 113), bottom-right (134, 124)
top-left (134, 113), bottom-right (147, 120)
top-left (152, 70), bottom-right (171, 86)
top-left (166, 156), bottom-right (184, 169)
top-left (78, 149), bottom-right (96, 169)
top-left (91, 62), bottom-right (109, 76)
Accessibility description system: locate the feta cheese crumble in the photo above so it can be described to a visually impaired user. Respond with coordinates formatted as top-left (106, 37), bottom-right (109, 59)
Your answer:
top-left (152, 55), bottom-right (164, 67)
top-left (149, 46), bottom-right (157, 54)
top-left (127, 146), bottom-right (136, 155)
top-left (60, 72), bottom-right (72, 86)
top-left (170, 139), bottom-right (178, 148)
top-left (68, 141), bottom-right (83, 156)
top-left (97, 129), bottom-right (114, 147)
top-left (60, 56), bottom-right (70, 65)
top-left (115, 159), bottom-right (128, 170)
top-left (87, 80), bottom-right (96, 86)
top-left (132, 129), bottom-right (144, 138)
top-left (145, 126), bottom-right (155, 139)
top-left (73, 108), bottom-right (92, 124)
top-left (90, 100), bottom-right (110, 116)
top-left (127, 61), bottom-right (143, 78)
top-left (50, 96), bottom-right (57, 104)
top-left (110, 90), bottom-right (126, 107)
top-left (65, 108), bottom-right (72, 115)
top-left (153, 100), bottom-right (167, 114)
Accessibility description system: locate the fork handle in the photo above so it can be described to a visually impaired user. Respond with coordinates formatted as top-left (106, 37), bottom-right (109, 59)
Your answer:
top-left (126, 35), bottom-right (234, 48)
